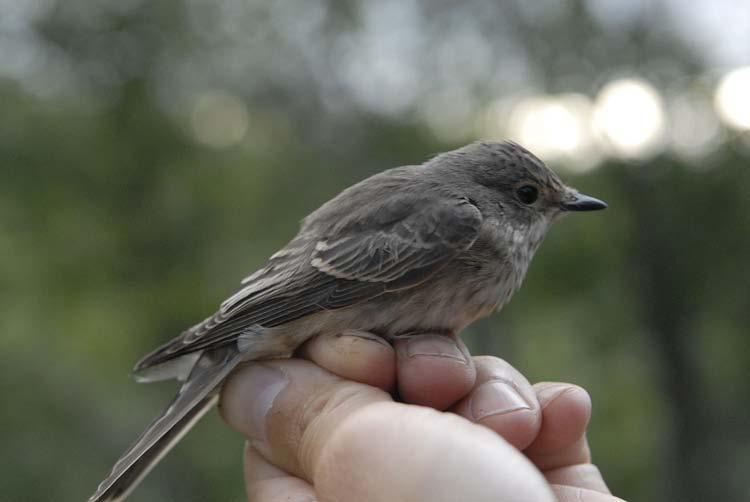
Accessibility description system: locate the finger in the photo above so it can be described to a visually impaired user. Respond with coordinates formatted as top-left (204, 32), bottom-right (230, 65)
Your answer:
top-left (550, 484), bottom-right (626, 502)
top-left (313, 401), bottom-right (554, 502)
top-left (221, 359), bottom-right (391, 479)
top-left (243, 443), bottom-right (316, 502)
top-left (393, 333), bottom-right (476, 410)
top-left (524, 382), bottom-right (592, 471)
top-left (296, 330), bottom-right (396, 391)
top-left (221, 359), bottom-right (555, 502)
top-left (450, 355), bottom-right (542, 449)
top-left (527, 383), bottom-right (614, 495)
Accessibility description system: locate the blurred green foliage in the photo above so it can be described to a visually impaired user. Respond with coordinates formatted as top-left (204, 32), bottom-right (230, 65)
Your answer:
top-left (1, 1), bottom-right (749, 501)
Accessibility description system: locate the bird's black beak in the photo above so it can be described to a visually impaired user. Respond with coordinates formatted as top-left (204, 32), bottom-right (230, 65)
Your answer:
top-left (561, 192), bottom-right (608, 212)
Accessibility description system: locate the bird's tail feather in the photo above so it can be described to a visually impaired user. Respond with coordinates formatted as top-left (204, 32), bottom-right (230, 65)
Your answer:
top-left (89, 346), bottom-right (244, 502)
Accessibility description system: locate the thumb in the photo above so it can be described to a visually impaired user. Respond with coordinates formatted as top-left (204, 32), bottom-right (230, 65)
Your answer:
top-left (220, 359), bottom-right (554, 502)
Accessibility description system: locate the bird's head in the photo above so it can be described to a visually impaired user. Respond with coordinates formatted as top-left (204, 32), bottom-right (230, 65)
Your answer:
top-left (435, 140), bottom-right (607, 254)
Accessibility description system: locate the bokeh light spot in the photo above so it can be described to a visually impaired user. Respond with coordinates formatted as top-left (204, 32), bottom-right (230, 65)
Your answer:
top-left (505, 93), bottom-right (600, 173)
top-left (667, 91), bottom-right (722, 163)
top-left (714, 66), bottom-right (750, 131)
top-left (593, 78), bottom-right (665, 158)
top-left (190, 90), bottom-right (248, 148)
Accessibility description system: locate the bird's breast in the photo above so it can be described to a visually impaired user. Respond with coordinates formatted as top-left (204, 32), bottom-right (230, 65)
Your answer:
top-left (257, 223), bottom-right (538, 345)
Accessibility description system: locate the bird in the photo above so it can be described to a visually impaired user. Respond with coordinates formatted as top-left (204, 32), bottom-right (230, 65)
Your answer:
top-left (89, 140), bottom-right (607, 501)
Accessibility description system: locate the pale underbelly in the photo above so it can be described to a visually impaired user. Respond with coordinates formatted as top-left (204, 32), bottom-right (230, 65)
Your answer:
top-left (236, 272), bottom-right (513, 360)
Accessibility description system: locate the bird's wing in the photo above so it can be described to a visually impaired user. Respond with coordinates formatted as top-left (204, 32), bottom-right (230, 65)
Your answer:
top-left (310, 195), bottom-right (482, 284)
top-left (133, 195), bottom-right (482, 372)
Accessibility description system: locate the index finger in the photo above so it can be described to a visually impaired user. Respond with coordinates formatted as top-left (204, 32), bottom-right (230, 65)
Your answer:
top-left (299, 331), bottom-right (477, 410)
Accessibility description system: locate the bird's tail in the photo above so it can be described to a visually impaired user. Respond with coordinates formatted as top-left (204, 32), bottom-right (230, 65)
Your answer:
top-left (89, 346), bottom-right (244, 502)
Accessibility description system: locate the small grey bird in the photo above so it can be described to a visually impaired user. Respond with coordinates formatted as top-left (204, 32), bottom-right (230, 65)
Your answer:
top-left (89, 140), bottom-right (606, 501)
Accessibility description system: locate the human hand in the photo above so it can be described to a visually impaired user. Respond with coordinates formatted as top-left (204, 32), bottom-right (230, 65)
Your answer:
top-left (220, 331), bottom-right (623, 501)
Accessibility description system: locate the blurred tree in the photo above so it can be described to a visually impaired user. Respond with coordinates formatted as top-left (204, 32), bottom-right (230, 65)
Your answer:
top-left (0, 1), bottom-right (747, 501)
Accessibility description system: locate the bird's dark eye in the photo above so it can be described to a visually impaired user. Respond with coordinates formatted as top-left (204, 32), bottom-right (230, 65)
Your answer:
top-left (516, 185), bottom-right (539, 205)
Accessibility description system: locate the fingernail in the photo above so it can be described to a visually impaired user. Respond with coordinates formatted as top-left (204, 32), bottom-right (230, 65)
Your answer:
top-left (471, 380), bottom-right (531, 420)
top-left (404, 334), bottom-right (467, 363)
top-left (536, 384), bottom-right (576, 409)
top-left (231, 364), bottom-right (289, 442)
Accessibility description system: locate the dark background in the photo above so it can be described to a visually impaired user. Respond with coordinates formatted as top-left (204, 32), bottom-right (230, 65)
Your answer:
top-left (1, 1), bottom-right (749, 500)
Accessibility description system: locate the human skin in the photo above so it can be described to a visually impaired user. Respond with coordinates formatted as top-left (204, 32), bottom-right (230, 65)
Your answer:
top-left (220, 330), bottom-right (624, 502)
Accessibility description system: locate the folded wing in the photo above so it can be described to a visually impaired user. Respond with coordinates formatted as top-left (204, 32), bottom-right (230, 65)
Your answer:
top-left (134, 194), bottom-right (482, 373)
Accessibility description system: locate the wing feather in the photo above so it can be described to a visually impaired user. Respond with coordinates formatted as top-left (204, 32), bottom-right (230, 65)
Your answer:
top-left (134, 195), bottom-right (481, 373)
top-left (311, 198), bottom-right (480, 282)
